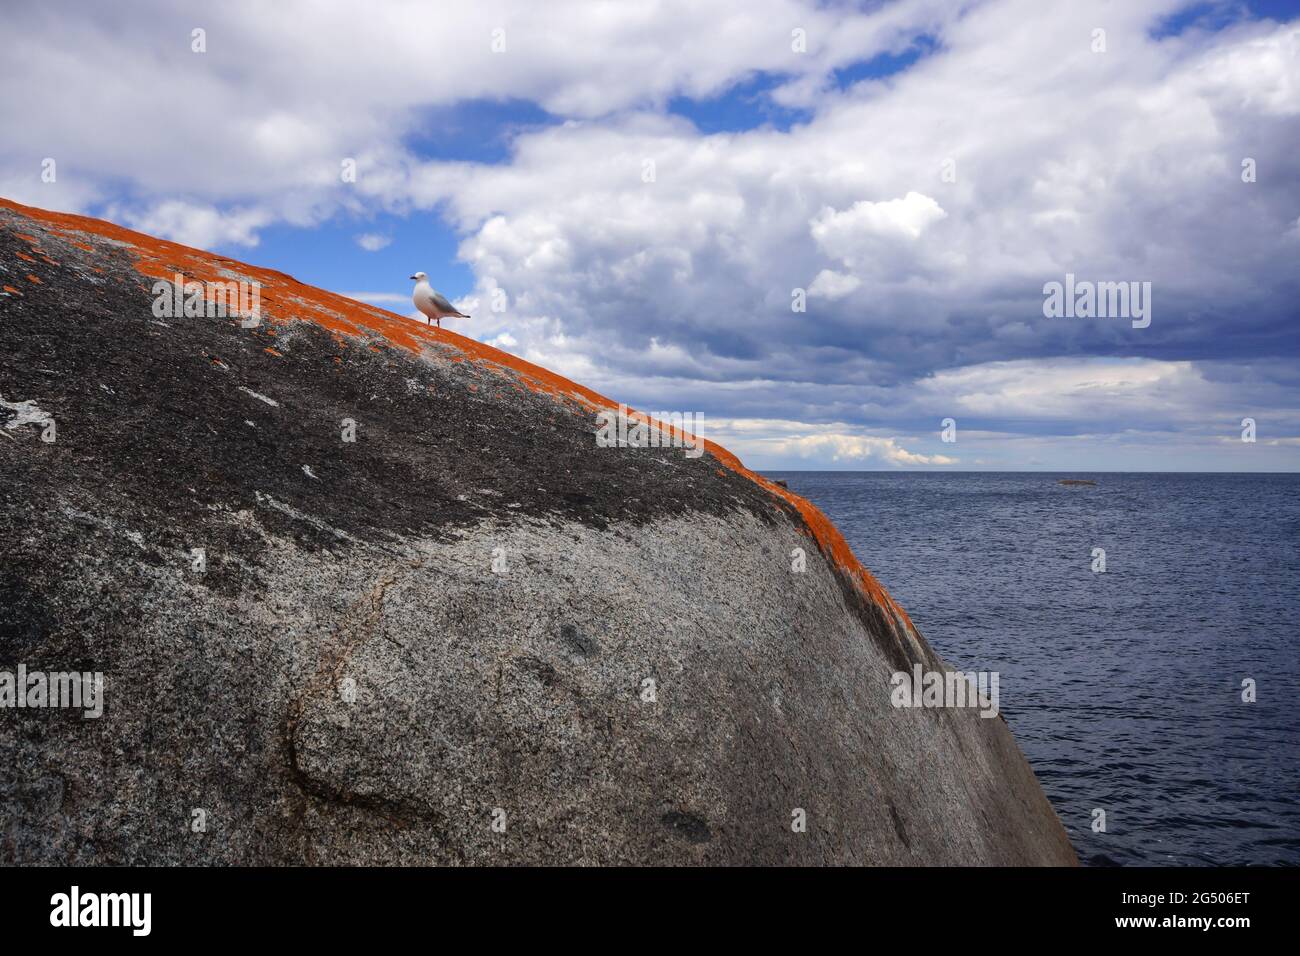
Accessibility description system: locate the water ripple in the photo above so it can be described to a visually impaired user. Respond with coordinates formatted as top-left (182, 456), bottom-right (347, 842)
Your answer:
top-left (770, 471), bottom-right (1300, 866)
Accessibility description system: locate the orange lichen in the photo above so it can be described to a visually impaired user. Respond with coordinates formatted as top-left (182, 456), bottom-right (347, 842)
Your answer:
top-left (26, 274), bottom-right (41, 284)
top-left (16, 251), bottom-right (35, 262)
top-left (0, 195), bottom-right (914, 631)
top-left (264, 347), bottom-right (283, 357)
top-left (3, 285), bottom-right (20, 295)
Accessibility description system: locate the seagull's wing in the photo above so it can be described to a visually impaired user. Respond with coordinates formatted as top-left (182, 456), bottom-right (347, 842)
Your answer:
top-left (430, 290), bottom-right (459, 313)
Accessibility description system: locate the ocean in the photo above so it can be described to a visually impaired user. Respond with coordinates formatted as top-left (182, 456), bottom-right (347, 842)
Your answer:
top-left (765, 472), bottom-right (1300, 866)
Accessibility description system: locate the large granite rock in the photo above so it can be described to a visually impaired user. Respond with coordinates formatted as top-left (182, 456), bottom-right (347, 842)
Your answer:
top-left (0, 197), bottom-right (1076, 865)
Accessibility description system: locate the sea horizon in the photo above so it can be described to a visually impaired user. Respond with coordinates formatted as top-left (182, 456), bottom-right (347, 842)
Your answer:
top-left (762, 469), bottom-right (1300, 474)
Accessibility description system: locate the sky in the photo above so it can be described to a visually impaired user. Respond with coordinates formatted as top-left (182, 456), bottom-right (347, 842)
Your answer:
top-left (2, 0), bottom-right (1298, 471)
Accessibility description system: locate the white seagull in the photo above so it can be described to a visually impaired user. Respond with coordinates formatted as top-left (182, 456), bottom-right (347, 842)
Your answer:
top-left (410, 272), bottom-right (470, 329)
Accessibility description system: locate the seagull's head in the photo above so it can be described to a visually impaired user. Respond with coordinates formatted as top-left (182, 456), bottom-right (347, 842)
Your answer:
top-left (409, 271), bottom-right (427, 281)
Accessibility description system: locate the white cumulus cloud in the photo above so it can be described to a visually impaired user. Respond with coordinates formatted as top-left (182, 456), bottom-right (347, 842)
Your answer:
top-left (355, 233), bottom-right (392, 252)
top-left (808, 269), bottom-right (862, 300)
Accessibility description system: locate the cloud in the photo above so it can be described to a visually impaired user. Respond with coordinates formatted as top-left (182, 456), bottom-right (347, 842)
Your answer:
top-left (394, 4), bottom-right (1299, 457)
top-left (355, 233), bottom-right (392, 252)
top-left (110, 200), bottom-right (271, 249)
top-left (705, 418), bottom-right (958, 468)
top-left (0, 1), bottom-right (955, 209)
top-left (808, 269), bottom-right (861, 300)
top-left (1, 0), bottom-right (1297, 468)
top-left (780, 433), bottom-right (957, 466)
top-left (811, 191), bottom-right (947, 253)
top-left (341, 291), bottom-right (408, 305)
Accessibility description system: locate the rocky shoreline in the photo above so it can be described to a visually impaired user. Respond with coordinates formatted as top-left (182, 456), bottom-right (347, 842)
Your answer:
top-left (0, 198), bottom-right (1077, 865)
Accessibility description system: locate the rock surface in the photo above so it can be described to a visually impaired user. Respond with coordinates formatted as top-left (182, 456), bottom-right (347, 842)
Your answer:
top-left (0, 197), bottom-right (1077, 865)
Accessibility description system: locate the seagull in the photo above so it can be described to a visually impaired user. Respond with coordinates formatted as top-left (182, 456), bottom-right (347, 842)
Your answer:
top-left (410, 272), bottom-right (470, 328)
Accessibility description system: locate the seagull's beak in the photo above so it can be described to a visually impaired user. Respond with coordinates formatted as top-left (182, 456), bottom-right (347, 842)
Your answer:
top-left (409, 274), bottom-right (418, 280)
